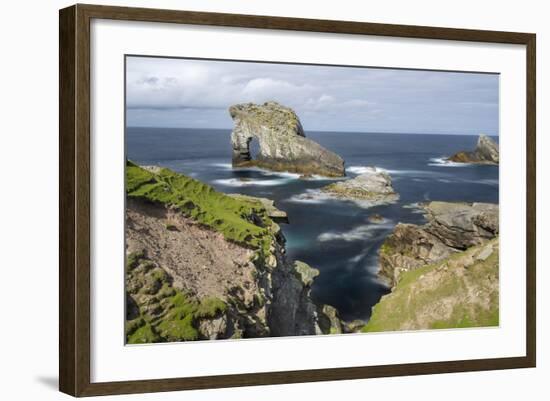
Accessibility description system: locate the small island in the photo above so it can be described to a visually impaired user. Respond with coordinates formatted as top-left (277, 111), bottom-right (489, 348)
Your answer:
top-left (448, 134), bottom-right (499, 164)
top-left (321, 167), bottom-right (399, 205)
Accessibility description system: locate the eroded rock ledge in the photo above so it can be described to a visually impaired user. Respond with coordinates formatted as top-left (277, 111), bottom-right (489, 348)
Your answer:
top-left (448, 134), bottom-right (499, 164)
top-left (229, 102), bottom-right (345, 177)
top-left (378, 201), bottom-right (499, 287)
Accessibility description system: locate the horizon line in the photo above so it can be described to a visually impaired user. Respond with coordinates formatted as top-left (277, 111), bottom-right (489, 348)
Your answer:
top-left (125, 126), bottom-right (498, 137)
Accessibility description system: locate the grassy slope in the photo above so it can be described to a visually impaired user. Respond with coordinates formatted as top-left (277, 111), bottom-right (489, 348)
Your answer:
top-left (125, 251), bottom-right (226, 344)
top-left (363, 238), bottom-right (499, 332)
top-left (126, 160), bottom-right (274, 259)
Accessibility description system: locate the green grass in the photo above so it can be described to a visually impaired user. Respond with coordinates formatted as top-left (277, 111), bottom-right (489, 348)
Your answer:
top-left (127, 322), bottom-right (160, 344)
top-left (125, 251), bottom-right (227, 344)
top-left (196, 297), bottom-right (227, 319)
top-left (126, 160), bottom-right (275, 259)
top-left (363, 239), bottom-right (499, 333)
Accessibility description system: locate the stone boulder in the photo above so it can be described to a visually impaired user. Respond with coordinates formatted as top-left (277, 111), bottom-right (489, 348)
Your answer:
top-left (229, 102), bottom-right (345, 177)
top-left (321, 167), bottom-right (399, 204)
top-left (448, 134), bottom-right (499, 164)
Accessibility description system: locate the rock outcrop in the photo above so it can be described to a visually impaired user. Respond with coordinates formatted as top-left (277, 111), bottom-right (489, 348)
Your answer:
top-left (228, 193), bottom-right (289, 223)
top-left (229, 102), bottom-right (345, 177)
top-left (125, 161), bottom-right (341, 342)
top-left (321, 167), bottom-right (399, 204)
top-left (378, 201), bottom-right (498, 287)
top-left (448, 134), bottom-right (499, 164)
top-left (364, 238), bottom-right (499, 332)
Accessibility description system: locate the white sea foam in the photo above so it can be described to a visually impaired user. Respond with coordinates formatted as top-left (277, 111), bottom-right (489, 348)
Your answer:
top-left (318, 222), bottom-right (393, 242)
top-left (428, 157), bottom-right (472, 167)
top-left (210, 162), bottom-right (341, 181)
top-left (286, 189), bottom-right (334, 205)
top-left (212, 178), bottom-right (291, 187)
top-left (347, 165), bottom-right (434, 177)
top-left (210, 162), bottom-right (233, 170)
top-left (346, 166), bottom-right (377, 175)
top-left (286, 189), bottom-right (393, 209)
top-left (402, 203), bottom-right (426, 214)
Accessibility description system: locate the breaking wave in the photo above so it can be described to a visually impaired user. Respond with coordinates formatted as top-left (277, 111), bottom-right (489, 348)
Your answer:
top-left (428, 157), bottom-right (472, 167)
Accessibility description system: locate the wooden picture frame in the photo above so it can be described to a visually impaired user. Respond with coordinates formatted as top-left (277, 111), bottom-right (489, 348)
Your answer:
top-left (59, 3), bottom-right (536, 397)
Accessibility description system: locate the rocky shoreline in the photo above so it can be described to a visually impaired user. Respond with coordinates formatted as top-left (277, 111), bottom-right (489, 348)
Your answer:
top-left (358, 201), bottom-right (500, 332)
top-left (378, 201), bottom-right (499, 287)
top-left (125, 161), bottom-right (342, 342)
top-left (126, 100), bottom-right (501, 338)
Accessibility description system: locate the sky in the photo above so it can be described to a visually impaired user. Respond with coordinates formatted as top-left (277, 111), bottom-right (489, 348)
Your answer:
top-left (126, 56), bottom-right (499, 135)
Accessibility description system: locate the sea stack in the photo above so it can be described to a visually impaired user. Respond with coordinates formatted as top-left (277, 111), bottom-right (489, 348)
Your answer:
top-left (229, 102), bottom-right (345, 177)
top-left (448, 134), bottom-right (499, 164)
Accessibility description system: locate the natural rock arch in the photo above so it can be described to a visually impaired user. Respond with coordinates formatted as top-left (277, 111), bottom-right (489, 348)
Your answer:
top-left (229, 102), bottom-right (345, 177)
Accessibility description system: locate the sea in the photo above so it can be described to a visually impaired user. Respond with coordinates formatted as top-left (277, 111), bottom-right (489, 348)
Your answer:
top-left (126, 127), bottom-right (499, 322)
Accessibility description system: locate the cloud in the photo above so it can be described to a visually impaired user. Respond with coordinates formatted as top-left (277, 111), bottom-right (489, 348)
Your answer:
top-left (125, 56), bottom-right (499, 134)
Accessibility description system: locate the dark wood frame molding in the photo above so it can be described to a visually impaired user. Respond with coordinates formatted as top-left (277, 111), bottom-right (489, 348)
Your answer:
top-left (59, 3), bottom-right (536, 397)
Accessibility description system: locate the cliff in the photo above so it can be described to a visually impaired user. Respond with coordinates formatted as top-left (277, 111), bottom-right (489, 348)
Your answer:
top-left (448, 134), bottom-right (499, 164)
top-left (229, 102), bottom-right (345, 177)
top-left (125, 161), bottom-right (342, 342)
top-left (378, 201), bottom-right (498, 287)
top-left (363, 238), bottom-right (499, 332)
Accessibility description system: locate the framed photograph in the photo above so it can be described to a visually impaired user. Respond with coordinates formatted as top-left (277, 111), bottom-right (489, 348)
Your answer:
top-left (59, 4), bottom-right (536, 397)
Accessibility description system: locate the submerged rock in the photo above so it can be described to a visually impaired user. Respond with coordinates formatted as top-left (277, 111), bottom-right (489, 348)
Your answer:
top-left (368, 214), bottom-right (385, 224)
top-left (378, 201), bottom-right (499, 287)
top-left (448, 134), bottom-right (499, 164)
top-left (321, 167), bottom-right (399, 204)
top-left (229, 102), bottom-right (345, 177)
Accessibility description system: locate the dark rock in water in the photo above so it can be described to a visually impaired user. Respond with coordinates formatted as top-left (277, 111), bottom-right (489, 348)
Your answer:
top-left (344, 319), bottom-right (367, 333)
top-left (229, 102), bottom-right (345, 177)
top-left (368, 214), bottom-right (385, 224)
top-left (321, 167), bottom-right (399, 205)
top-left (378, 201), bottom-right (499, 287)
top-left (448, 134), bottom-right (499, 164)
top-left (316, 304), bottom-right (345, 335)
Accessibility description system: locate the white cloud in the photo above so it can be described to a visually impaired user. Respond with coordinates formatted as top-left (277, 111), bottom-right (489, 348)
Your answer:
top-left (125, 56), bottom-right (499, 134)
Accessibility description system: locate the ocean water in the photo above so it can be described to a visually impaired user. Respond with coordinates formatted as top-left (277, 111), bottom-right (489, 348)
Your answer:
top-left (126, 127), bottom-right (499, 322)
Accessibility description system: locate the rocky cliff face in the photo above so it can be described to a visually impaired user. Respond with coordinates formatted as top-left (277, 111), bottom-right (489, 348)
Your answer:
top-left (229, 102), bottom-right (345, 177)
top-left (448, 134), bottom-right (499, 164)
top-left (125, 162), bottom-right (341, 342)
top-left (321, 167), bottom-right (399, 205)
top-left (379, 201), bottom-right (499, 287)
top-left (364, 237), bottom-right (499, 332)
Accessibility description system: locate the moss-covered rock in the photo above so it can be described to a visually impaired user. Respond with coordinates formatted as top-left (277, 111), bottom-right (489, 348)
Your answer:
top-left (125, 251), bottom-right (227, 344)
top-left (363, 238), bottom-right (499, 332)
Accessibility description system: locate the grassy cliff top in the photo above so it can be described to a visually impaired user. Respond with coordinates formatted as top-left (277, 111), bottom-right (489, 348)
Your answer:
top-left (126, 161), bottom-right (274, 258)
top-left (364, 238), bottom-right (499, 332)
